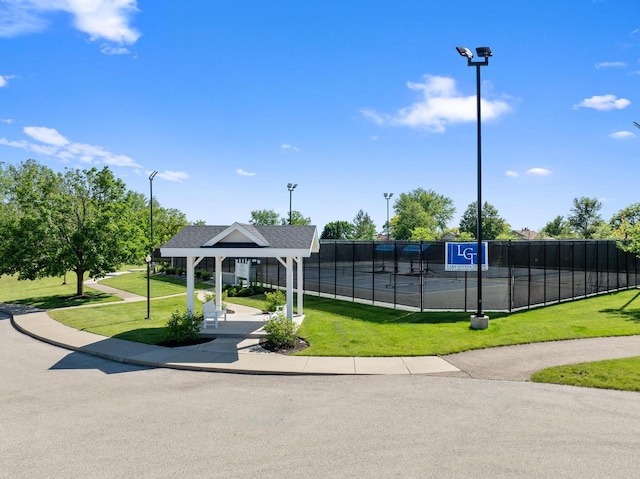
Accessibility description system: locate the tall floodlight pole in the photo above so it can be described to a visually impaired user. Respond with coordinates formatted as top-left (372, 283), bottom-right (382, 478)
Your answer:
top-left (384, 192), bottom-right (393, 238)
top-left (287, 183), bottom-right (297, 225)
top-left (146, 171), bottom-right (158, 320)
top-left (456, 46), bottom-right (492, 330)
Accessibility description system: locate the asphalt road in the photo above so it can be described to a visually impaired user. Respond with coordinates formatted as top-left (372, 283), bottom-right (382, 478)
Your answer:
top-left (2, 313), bottom-right (639, 478)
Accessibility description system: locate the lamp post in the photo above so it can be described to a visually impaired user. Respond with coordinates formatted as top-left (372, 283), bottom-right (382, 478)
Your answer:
top-left (456, 45), bottom-right (492, 330)
top-left (384, 192), bottom-right (393, 238)
top-left (287, 183), bottom-right (297, 225)
top-left (146, 171), bottom-right (158, 320)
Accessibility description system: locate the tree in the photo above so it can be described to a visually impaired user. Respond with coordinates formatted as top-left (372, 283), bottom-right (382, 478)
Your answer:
top-left (459, 201), bottom-right (510, 240)
top-left (0, 160), bottom-right (147, 296)
top-left (250, 209), bottom-right (280, 226)
top-left (610, 203), bottom-right (640, 229)
top-left (391, 188), bottom-right (455, 240)
top-left (352, 210), bottom-right (377, 240)
top-left (539, 215), bottom-right (573, 239)
top-left (282, 210), bottom-right (311, 226)
top-left (568, 197), bottom-right (602, 239)
top-left (321, 221), bottom-right (353, 239)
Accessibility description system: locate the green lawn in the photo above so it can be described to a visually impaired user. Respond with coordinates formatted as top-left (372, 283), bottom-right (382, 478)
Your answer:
top-left (100, 272), bottom-right (212, 298)
top-left (49, 295), bottom-right (200, 345)
top-left (230, 291), bottom-right (640, 356)
top-left (0, 273), bottom-right (119, 309)
top-left (531, 357), bottom-right (640, 392)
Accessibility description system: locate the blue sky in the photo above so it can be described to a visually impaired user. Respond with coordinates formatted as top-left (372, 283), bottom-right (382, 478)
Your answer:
top-left (1, 0), bottom-right (639, 234)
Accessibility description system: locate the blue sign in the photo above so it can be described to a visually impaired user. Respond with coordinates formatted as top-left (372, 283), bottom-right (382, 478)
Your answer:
top-left (445, 242), bottom-right (488, 271)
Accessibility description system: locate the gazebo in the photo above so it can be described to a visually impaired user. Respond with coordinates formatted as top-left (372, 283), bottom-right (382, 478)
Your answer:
top-left (159, 223), bottom-right (319, 319)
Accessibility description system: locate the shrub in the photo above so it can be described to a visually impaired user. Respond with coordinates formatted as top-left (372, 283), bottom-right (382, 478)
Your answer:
top-left (200, 271), bottom-right (212, 281)
top-left (263, 312), bottom-right (299, 348)
top-left (264, 290), bottom-right (286, 311)
top-left (166, 310), bottom-right (203, 343)
top-left (164, 266), bottom-right (177, 275)
top-left (203, 291), bottom-right (228, 309)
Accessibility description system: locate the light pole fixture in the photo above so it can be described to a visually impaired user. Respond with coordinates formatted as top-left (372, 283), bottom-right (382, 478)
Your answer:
top-left (455, 45), bottom-right (492, 330)
top-left (146, 171), bottom-right (158, 320)
top-left (384, 192), bottom-right (393, 238)
top-left (287, 183), bottom-right (297, 225)
top-left (634, 121), bottom-right (640, 130)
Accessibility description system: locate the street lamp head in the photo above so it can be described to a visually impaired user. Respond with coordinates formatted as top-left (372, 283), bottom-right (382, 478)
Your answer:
top-left (456, 46), bottom-right (473, 59)
top-left (149, 171), bottom-right (158, 180)
top-left (475, 46), bottom-right (493, 58)
top-left (634, 121), bottom-right (640, 130)
top-left (287, 183), bottom-right (297, 191)
top-left (383, 192), bottom-right (393, 199)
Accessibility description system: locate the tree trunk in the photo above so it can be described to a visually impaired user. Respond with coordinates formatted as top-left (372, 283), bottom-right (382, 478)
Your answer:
top-left (75, 268), bottom-right (85, 297)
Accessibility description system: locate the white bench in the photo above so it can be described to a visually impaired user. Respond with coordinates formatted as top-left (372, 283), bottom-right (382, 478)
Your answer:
top-left (202, 300), bottom-right (227, 328)
top-left (269, 304), bottom-right (288, 320)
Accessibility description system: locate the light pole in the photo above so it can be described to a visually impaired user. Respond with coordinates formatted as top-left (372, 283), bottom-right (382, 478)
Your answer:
top-left (287, 183), bottom-right (297, 225)
top-left (634, 121), bottom-right (640, 130)
top-left (146, 171), bottom-right (158, 320)
top-left (456, 46), bottom-right (492, 330)
top-left (384, 192), bottom-right (393, 238)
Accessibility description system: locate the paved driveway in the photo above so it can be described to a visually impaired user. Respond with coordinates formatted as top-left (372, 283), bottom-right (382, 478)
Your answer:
top-left (2, 313), bottom-right (639, 478)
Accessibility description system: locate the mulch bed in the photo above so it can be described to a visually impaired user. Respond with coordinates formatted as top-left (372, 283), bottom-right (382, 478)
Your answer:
top-left (259, 337), bottom-right (309, 355)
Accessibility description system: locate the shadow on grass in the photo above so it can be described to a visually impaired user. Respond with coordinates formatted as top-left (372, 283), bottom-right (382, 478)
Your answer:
top-left (11, 292), bottom-right (118, 310)
top-left (302, 295), bottom-right (508, 325)
top-left (599, 290), bottom-right (640, 323)
top-left (111, 327), bottom-right (169, 345)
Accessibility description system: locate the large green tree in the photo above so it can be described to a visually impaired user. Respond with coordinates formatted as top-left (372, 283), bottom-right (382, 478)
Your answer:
top-left (321, 221), bottom-right (354, 239)
top-left (391, 188), bottom-right (454, 240)
top-left (282, 210), bottom-right (311, 226)
top-left (249, 209), bottom-right (280, 226)
top-left (459, 201), bottom-right (511, 240)
top-left (568, 196), bottom-right (603, 239)
top-left (539, 215), bottom-right (573, 239)
top-left (0, 160), bottom-right (147, 296)
top-left (352, 210), bottom-right (377, 240)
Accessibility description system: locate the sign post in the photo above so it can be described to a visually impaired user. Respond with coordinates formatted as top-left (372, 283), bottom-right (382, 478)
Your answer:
top-left (445, 242), bottom-right (489, 329)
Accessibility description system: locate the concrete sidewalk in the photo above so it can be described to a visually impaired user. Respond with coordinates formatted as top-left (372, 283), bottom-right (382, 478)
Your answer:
top-left (7, 307), bottom-right (461, 375)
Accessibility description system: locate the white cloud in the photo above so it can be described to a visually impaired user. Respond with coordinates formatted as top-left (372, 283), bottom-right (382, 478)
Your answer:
top-left (362, 74), bottom-right (512, 133)
top-left (236, 168), bottom-right (256, 177)
top-left (0, 118), bottom-right (14, 124)
top-left (610, 131), bottom-right (635, 139)
top-left (0, 74), bottom-right (16, 87)
top-left (526, 168), bottom-right (552, 176)
top-left (281, 143), bottom-right (299, 152)
top-left (0, 0), bottom-right (141, 48)
top-left (595, 62), bottom-right (626, 69)
top-left (505, 170), bottom-right (519, 178)
top-left (24, 126), bottom-right (70, 146)
top-left (0, 125), bottom-right (142, 168)
top-left (573, 94), bottom-right (631, 111)
top-left (157, 170), bottom-right (189, 182)
top-left (100, 44), bottom-right (131, 55)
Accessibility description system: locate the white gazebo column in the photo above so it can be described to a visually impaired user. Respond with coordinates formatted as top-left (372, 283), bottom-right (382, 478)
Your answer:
top-left (215, 256), bottom-right (224, 310)
top-left (296, 256), bottom-right (303, 315)
top-left (286, 256), bottom-right (294, 320)
top-left (186, 256), bottom-right (195, 314)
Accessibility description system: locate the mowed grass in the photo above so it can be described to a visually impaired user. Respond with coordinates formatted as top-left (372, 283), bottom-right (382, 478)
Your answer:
top-left (100, 272), bottom-right (212, 298)
top-left (531, 357), bottom-right (640, 392)
top-left (230, 291), bottom-right (640, 357)
top-left (49, 295), bottom-right (200, 345)
top-left (0, 273), bottom-right (119, 309)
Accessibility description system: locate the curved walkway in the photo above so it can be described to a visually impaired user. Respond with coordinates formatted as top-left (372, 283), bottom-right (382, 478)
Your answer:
top-left (3, 278), bottom-right (640, 377)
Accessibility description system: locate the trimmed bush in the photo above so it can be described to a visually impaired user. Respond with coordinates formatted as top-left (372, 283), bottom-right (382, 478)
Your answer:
top-left (263, 312), bottom-right (299, 348)
top-left (264, 290), bottom-right (286, 311)
top-left (166, 310), bottom-right (203, 343)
